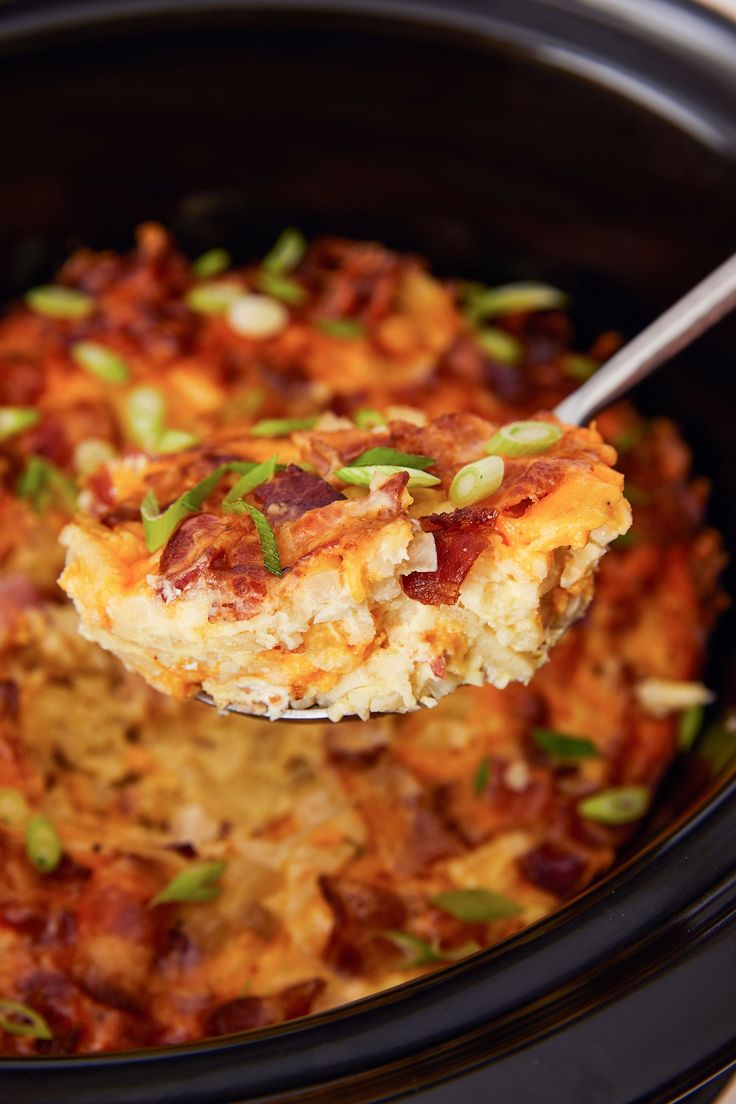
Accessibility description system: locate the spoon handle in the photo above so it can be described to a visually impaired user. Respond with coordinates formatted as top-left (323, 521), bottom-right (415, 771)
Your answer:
top-left (554, 251), bottom-right (736, 426)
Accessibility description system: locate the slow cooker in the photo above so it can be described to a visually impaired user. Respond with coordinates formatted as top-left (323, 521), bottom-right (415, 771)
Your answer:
top-left (1, 1), bottom-right (735, 1100)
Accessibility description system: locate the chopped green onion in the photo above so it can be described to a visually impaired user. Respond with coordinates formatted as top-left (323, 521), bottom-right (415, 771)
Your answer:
top-left (263, 228), bottom-right (306, 275)
top-left (17, 457), bottom-right (77, 513)
top-left (0, 787), bottom-right (29, 827)
top-left (222, 456), bottom-right (279, 506)
top-left (316, 318), bottom-right (365, 339)
top-left (73, 438), bottom-right (116, 476)
top-left (473, 756), bottom-right (491, 796)
top-left (251, 416), bottom-right (319, 437)
top-left (0, 998), bottom-right (53, 1041)
top-left (353, 409), bottom-right (386, 429)
top-left (26, 814), bottom-right (62, 874)
top-left (336, 464), bottom-right (440, 489)
top-left (563, 353), bottom-right (599, 382)
top-left (449, 455), bottom-right (504, 507)
top-left (237, 503), bottom-right (283, 577)
top-left (149, 860), bottom-right (226, 907)
top-left (350, 447), bottom-right (435, 471)
top-left (383, 930), bottom-right (444, 965)
top-left (485, 420), bottom-right (563, 457)
top-left (192, 247), bottom-right (231, 279)
top-left (25, 285), bottom-right (94, 321)
top-left (155, 428), bottom-right (200, 454)
top-left (141, 463), bottom-right (240, 552)
top-left (532, 727), bottom-right (600, 760)
top-left (71, 341), bottom-right (129, 384)
top-left (432, 888), bottom-right (522, 922)
top-left (0, 407), bottom-right (39, 441)
top-left (696, 711), bottom-right (736, 773)
top-left (185, 281), bottom-right (243, 314)
top-left (125, 386), bottom-right (166, 448)
top-left (383, 930), bottom-right (481, 966)
top-left (475, 327), bottom-right (523, 365)
top-left (125, 387), bottom-right (196, 453)
top-left (578, 785), bottom-right (649, 825)
top-left (464, 281), bottom-right (568, 323)
top-left (678, 704), bottom-right (704, 752)
top-left (255, 270), bottom-right (305, 305)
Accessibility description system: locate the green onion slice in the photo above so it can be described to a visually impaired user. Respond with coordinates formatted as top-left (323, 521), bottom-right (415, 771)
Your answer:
top-left (71, 341), bottom-right (129, 384)
top-left (17, 457), bottom-right (77, 513)
top-left (464, 281), bottom-right (568, 323)
top-left (316, 318), bottom-right (365, 339)
top-left (236, 503), bottom-right (283, 577)
top-left (222, 456), bottom-right (279, 507)
top-left (578, 785), bottom-right (650, 825)
top-left (193, 247), bottom-right (231, 279)
top-left (532, 727), bottom-right (600, 760)
top-left (473, 757), bottom-right (491, 796)
top-left (350, 447), bottom-right (435, 471)
top-left (251, 416), bottom-right (319, 437)
top-left (382, 930), bottom-right (444, 965)
top-left (255, 270), bottom-right (305, 305)
top-left (149, 860), bottom-right (226, 907)
top-left (563, 353), bottom-right (599, 382)
top-left (0, 407), bottom-right (39, 441)
top-left (383, 930), bottom-right (481, 966)
top-left (185, 281), bottom-right (243, 314)
top-left (0, 787), bottom-right (29, 826)
top-left (449, 455), bottom-right (504, 507)
top-left (263, 228), bottom-right (306, 275)
top-left (678, 704), bottom-right (704, 752)
top-left (141, 463), bottom-right (243, 552)
top-left (485, 420), bottom-right (563, 457)
top-left (336, 464), bottom-right (440, 489)
top-left (0, 999), bottom-right (53, 1041)
top-left (353, 409), bottom-right (386, 429)
top-left (155, 429), bottom-right (200, 454)
top-left (25, 285), bottom-right (94, 321)
top-left (475, 327), bottom-right (523, 365)
top-left (26, 814), bottom-right (62, 874)
top-left (695, 712), bottom-right (736, 774)
top-left (432, 888), bottom-right (522, 922)
top-left (125, 386), bottom-right (166, 448)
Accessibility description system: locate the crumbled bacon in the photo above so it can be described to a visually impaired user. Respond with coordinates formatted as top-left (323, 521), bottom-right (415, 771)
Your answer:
top-left (158, 512), bottom-right (268, 612)
top-left (320, 876), bottom-right (406, 977)
top-left (389, 412), bottom-right (495, 478)
top-left (493, 456), bottom-right (573, 514)
top-left (203, 977), bottom-right (325, 1038)
top-left (255, 465), bottom-right (344, 523)
top-left (518, 842), bottom-right (586, 898)
top-left (402, 506), bottom-right (497, 606)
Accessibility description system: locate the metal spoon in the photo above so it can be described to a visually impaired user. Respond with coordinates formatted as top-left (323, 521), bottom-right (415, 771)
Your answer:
top-left (200, 251), bottom-right (736, 722)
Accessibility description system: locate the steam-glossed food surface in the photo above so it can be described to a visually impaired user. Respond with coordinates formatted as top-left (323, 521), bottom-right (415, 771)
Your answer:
top-left (60, 412), bottom-right (630, 719)
top-left (0, 227), bottom-right (724, 1053)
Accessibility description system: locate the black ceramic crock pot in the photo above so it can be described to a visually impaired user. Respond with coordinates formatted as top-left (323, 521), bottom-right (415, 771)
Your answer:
top-left (1, 2), bottom-right (735, 1101)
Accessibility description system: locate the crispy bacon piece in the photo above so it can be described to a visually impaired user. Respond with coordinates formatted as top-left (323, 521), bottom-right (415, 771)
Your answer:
top-left (203, 978), bottom-right (325, 1038)
top-left (301, 238), bottom-right (402, 325)
top-left (389, 412), bottom-right (494, 479)
top-left (320, 876), bottom-right (406, 977)
top-left (493, 456), bottom-right (574, 515)
top-left (402, 506), bottom-right (497, 606)
top-left (159, 514), bottom-right (231, 593)
top-left (255, 465), bottom-right (344, 523)
top-left (158, 513), bottom-right (268, 612)
top-left (517, 842), bottom-right (586, 898)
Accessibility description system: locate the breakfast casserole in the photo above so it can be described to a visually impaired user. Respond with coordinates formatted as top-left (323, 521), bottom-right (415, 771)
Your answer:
top-left (0, 226), bottom-right (724, 1053)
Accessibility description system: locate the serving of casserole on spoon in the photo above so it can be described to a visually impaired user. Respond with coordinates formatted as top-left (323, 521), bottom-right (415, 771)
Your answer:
top-left (58, 250), bottom-right (736, 722)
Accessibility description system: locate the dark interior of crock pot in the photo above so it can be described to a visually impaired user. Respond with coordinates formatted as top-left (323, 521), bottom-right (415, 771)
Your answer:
top-left (1, 2), bottom-right (735, 1099)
